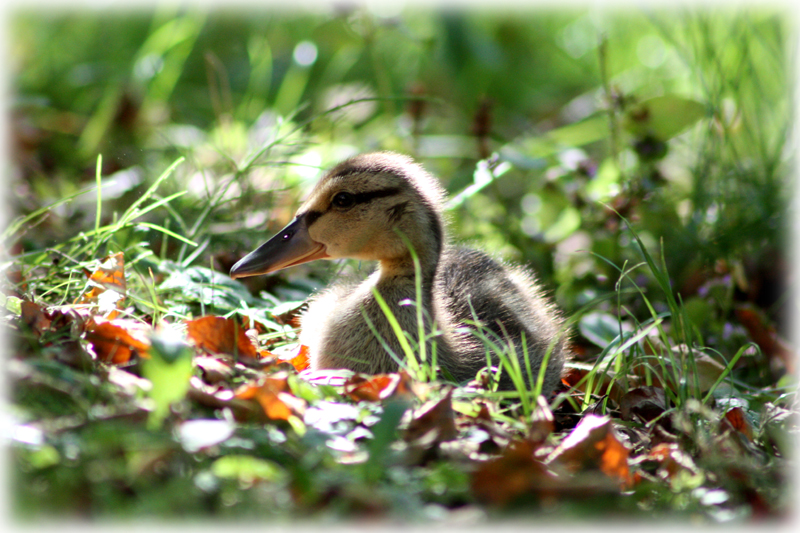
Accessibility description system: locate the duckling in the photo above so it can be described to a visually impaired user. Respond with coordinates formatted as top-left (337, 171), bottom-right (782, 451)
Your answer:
top-left (230, 152), bottom-right (569, 393)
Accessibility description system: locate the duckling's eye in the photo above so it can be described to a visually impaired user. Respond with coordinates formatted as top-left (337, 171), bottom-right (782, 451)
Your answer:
top-left (332, 192), bottom-right (356, 209)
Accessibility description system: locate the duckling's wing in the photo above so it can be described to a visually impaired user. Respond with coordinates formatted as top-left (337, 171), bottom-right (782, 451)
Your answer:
top-left (435, 247), bottom-right (567, 390)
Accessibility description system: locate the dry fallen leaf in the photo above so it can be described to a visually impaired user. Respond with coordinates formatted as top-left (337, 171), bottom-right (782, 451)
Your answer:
top-left (85, 317), bottom-right (152, 364)
top-left (735, 303), bottom-right (795, 373)
top-left (722, 407), bottom-right (754, 441)
top-left (561, 361), bottom-right (640, 403)
top-left (344, 371), bottom-right (413, 402)
top-left (235, 373), bottom-right (305, 420)
top-left (195, 356), bottom-right (235, 384)
top-left (471, 439), bottom-right (560, 506)
top-left (282, 344), bottom-right (310, 371)
top-left (547, 415), bottom-right (633, 488)
top-left (185, 316), bottom-right (258, 359)
top-left (619, 386), bottom-right (666, 423)
top-left (20, 300), bottom-right (52, 337)
top-left (528, 395), bottom-right (555, 444)
top-left (645, 442), bottom-right (701, 482)
top-left (404, 388), bottom-right (457, 445)
top-left (618, 344), bottom-right (727, 393)
top-left (75, 252), bottom-right (127, 318)
top-left (187, 377), bottom-right (263, 422)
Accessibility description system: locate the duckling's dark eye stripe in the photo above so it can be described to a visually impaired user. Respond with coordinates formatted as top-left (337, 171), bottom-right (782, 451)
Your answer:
top-left (350, 187), bottom-right (401, 205)
top-left (300, 187), bottom-right (400, 228)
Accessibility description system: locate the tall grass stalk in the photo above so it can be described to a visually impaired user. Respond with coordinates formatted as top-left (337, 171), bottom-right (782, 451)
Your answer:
top-left (370, 287), bottom-right (420, 377)
top-left (94, 155), bottom-right (103, 235)
top-left (394, 230), bottom-right (432, 376)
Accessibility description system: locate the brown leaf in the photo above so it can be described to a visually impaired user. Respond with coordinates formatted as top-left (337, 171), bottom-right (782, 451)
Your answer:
top-left (628, 344), bottom-right (727, 393)
top-left (405, 388), bottom-right (457, 445)
top-left (462, 402), bottom-right (512, 452)
top-left (548, 415), bottom-right (632, 488)
top-left (234, 374), bottom-right (305, 420)
top-left (528, 395), bottom-right (555, 444)
top-left (20, 300), bottom-right (52, 337)
top-left (20, 303), bottom-right (89, 367)
top-left (85, 317), bottom-right (152, 364)
top-left (722, 407), bottom-right (753, 441)
top-left (185, 316), bottom-right (258, 359)
top-left (619, 386), bottom-right (666, 423)
top-left (735, 303), bottom-right (795, 373)
top-left (187, 378), bottom-right (263, 421)
top-left (344, 371), bottom-right (413, 402)
top-left (75, 252), bottom-right (127, 318)
top-left (474, 402), bottom-right (494, 422)
top-left (195, 356), bottom-right (235, 384)
top-left (282, 344), bottom-right (310, 371)
top-left (471, 439), bottom-right (559, 506)
top-left (645, 442), bottom-right (701, 482)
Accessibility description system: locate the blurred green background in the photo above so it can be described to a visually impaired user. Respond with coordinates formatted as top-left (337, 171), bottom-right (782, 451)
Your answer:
top-left (7, 3), bottom-right (793, 363)
top-left (5, 2), bottom-right (796, 520)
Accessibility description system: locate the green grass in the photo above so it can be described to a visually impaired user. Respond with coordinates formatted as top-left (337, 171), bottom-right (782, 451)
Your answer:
top-left (4, 5), bottom-right (794, 524)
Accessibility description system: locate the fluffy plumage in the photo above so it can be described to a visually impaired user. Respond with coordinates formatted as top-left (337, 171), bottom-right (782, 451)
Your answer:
top-left (231, 152), bottom-right (569, 393)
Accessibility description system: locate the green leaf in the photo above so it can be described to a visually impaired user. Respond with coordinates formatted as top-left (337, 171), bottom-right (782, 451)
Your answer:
top-left (362, 399), bottom-right (410, 484)
top-left (526, 187), bottom-right (581, 243)
top-left (141, 330), bottom-right (194, 429)
top-left (543, 205), bottom-right (581, 243)
top-left (501, 113), bottom-right (609, 162)
top-left (579, 312), bottom-right (623, 348)
top-left (157, 263), bottom-right (281, 329)
top-left (623, 95), bottom-right (706, 141)
top-left (4, 295), bottom-right (22, 315)
top-left (547, 114), bottom-right (610, 147)
top-left (22, 445), bottom-right (61, 470)
top-left (211, 455), bottom-right (286, 483)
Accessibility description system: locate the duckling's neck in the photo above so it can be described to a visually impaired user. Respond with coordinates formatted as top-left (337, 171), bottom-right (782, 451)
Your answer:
top-left (376, 206), bottom-right (444, 289)
top-left (377, 252), bottom-right (439, 288)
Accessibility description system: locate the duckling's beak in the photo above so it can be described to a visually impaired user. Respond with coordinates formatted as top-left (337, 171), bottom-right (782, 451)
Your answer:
top-left (230, 215), bottom-right (329, 279)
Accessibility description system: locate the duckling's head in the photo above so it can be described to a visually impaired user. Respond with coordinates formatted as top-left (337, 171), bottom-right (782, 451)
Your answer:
top-left (230, 152), bottom-right (446, 279)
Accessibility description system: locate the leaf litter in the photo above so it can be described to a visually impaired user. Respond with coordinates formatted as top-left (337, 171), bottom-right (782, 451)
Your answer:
top-left (6, 250), bottom-right (797, 522)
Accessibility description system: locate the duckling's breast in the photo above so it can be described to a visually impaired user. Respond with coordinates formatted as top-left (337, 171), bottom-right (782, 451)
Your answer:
top-left (299, 247), bottom-right (568, 393)
top-left (299, 271), bottom-right (442, 376)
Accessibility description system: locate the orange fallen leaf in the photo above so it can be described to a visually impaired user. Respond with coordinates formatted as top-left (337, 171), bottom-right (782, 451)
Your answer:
top-left (258, 389), bottom-right (292, 420)
top-left (471, 439), bottom-right (559, 506)
top-left (75, 252), bottom-right (127, 318)
top-left (645, 442), bottom-right (701, 482)
top-left (234, 374), bottom-right (305, 420)
top-left (595, 430), bottom-right (631, 487)
top-left (282, 344), bottom-right (310, 371)
top-left (185, 316), bottom-right (258, 359)
top-left (548, 415), bottom-right (632, 488)
top-left (345, 374), bottom-right (395, 402)
top-left (85, 317), bottom-right (152, 364)
top-left (344, 371), bottom-right (413, 402)
top-left (722, 407), bottom-right (753, 441)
